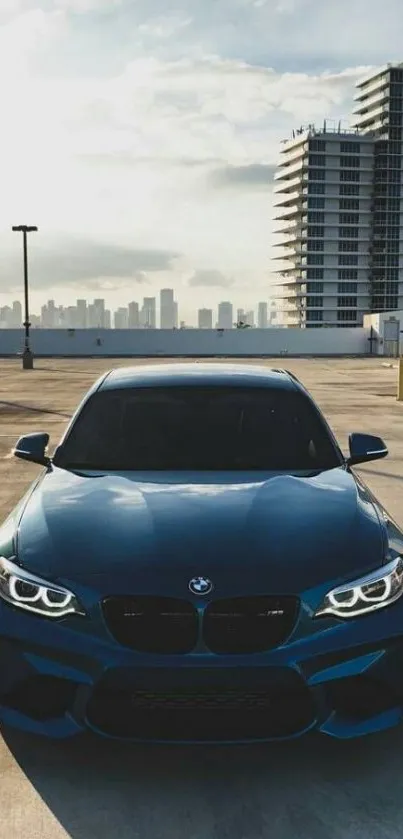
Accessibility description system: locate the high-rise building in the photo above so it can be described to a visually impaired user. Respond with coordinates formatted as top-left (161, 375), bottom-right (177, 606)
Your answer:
top-left (65, 306), bottom-right (78, 328)
top-left (87, 299), bottom-right (107, 328)
top-left (217, 301), bottom-right (233, 329)
top-left (141, 297), bottom-right (156, 328)
top-left (352, 64), bottom-right (403, 313)
top-left (198, 308), bottom-right (213, 328)
top-left (160, 288), bottom-right (176, 328)
top-left (269, 301), bottom-right (277, 325)
top-left (76, 299), bottom-right (87, 328)
top-left (128, 301), bottom-right (140, 328)
top-left (87, 304), bottom-right (96, 328)
top-left (41, 299), bottom-right (58, 328)
top-left (0, 306), bottom-right (11, 327)
top-left (272, 63), bottom-right (403, 327)
top-left (237, 308), bottom-right (254, 327)
top-left (11, 301), bottom-right (22, 327)
top-left (56, 306), bottom-right (64, 327)
top-left (114, 307), bottom-right (129, 329)
top-left (93, 299), bottom-right (107, 328)
top-left (257, 301), bottom-right (268, 328)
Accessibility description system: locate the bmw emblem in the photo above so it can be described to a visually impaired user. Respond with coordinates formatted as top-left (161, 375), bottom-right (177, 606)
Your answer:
top-left (189, 576), bottom-right (213, 596)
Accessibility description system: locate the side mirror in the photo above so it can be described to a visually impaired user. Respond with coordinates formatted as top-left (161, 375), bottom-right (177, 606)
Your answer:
top-left (347, 432), bottom-right (388, 467)
top-left (14, 432), bottom-right (51, 467)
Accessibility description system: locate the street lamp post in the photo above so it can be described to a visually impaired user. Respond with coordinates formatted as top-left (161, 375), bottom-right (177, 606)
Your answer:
top-left (12, 225), bottom-right (38, 370)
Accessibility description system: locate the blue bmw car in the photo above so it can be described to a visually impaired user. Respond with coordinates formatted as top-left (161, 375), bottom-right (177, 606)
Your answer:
top-left (0, 362), bottom-right (402, 743)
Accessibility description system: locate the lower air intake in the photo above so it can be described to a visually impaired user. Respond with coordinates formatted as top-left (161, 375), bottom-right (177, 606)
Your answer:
top-left (1, 675), bottom-right (76, 721)
top-left (326, 676), bottom-right (402, 721)
top-left (86, 680), bottom-right (315, 741)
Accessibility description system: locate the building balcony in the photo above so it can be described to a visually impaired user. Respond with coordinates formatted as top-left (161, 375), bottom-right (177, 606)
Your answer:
top-left (274, 274), bottom-right (304, 286)
top-left (273, 175), bottom-right (308, 194)
top-left (272, 192), bottom-right (306, 209)
top-left (274, 158), bottom-right (307, 181)
top-left (273, 234), bottom-right (307, 249)
top-left (354, 69), bottom-right (392, 101)
top-left (278, 142), bottom-right (308, 163)
top-left (352, 103), bottom-right (389, 129)
top-left (276, 289), bottom-right (307, 301)
top-left (273, 206), bottom-right (304, 222)
top-left (280, 301), bottom-right (306, 313)
top-left (274, 222), bottom-right (306, 237)
top-left (353, 89), bottom-right (389, 116)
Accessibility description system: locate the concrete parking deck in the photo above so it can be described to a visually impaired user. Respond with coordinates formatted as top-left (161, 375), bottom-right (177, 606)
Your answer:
top-left (0, 356), bottom-right (402, 839)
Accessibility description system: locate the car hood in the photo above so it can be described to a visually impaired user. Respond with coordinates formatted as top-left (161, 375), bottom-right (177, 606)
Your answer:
top-left (13, 466), bottom-right (385, 596)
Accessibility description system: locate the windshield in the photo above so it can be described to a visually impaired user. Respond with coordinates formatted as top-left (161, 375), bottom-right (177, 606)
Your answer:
top-left (55, 385), bottom-right (341, 472)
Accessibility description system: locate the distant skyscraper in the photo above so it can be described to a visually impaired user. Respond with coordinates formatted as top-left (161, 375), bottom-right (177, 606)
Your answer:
top-left (269, 301), bottom-right (277, 325)
top-left (87, 299), bottom-right (106, 328)
top-left (237, 308), bottom-right (254, 327)
top-left (76, 299), bottom-right (87, 328)
top-left (114, 307), bottom-right (129, 329)
top-left (0, 306), bottom-right (11, 327)
top-left (42, 300), bottom-right (57, 328)
top-left (160, 288), bottom-right (176, 328)
top-left (198, 308), bottom-right (213, 328)
top-left (93, 299), bottom-right (107, 328)
top-left (87, 304), bottom-right (96, 328)
top-left (56, 305), bottom-right (64, 327)
top-left (128, 301), bottom-right (140, 328)
top-left (11, 300), bottom-right (22, 327)
top-left (217, 301), bottom-right (233, 329)
top-left (65, 306), bottom-right (78, 328)
top-left (257, 302), bottom-right (268, 328)
top-left (141, 297), bottom-right (156, 328)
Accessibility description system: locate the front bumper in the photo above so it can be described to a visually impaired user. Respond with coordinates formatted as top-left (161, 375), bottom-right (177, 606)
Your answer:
top-left (1, 599), bottom-right (403, 743)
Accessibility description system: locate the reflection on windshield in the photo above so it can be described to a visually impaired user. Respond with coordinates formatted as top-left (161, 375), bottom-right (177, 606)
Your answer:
top-left (55, 385), bottom-right (341, 472)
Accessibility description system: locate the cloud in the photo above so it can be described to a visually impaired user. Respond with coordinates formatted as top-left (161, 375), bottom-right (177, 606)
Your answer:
top-left (53, 0), bottom-right (123, 13)
top-left (0, 238), bottom-right (180, 292)
top-left (187, 270), bottom-right (234, 288)
top-left (137, 13), bottom-right (192, 40)
top-left (210, 163), bottom-right (276, 189)
top-left (0, 8), bottom-right (65, 73)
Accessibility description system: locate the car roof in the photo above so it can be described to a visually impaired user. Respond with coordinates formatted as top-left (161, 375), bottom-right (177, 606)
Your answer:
top-left (99, 363), bottom-right (298, 392)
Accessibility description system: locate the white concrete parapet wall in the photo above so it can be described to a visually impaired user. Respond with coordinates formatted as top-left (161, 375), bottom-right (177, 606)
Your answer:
top-left (0, 327), bottom-right (371, 357)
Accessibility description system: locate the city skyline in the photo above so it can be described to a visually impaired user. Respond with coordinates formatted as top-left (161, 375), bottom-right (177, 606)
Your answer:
top-left (0, 292), bottom-right (277, 330)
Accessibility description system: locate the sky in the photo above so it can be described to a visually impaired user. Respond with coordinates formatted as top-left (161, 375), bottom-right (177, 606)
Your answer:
top-left (0, 0), bottom-right (402, 323)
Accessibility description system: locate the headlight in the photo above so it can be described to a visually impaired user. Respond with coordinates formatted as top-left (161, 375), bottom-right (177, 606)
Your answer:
top-left (315, 557), bottom-right (403, 619)
top-left (0, 557), bottom-right (85, 619)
